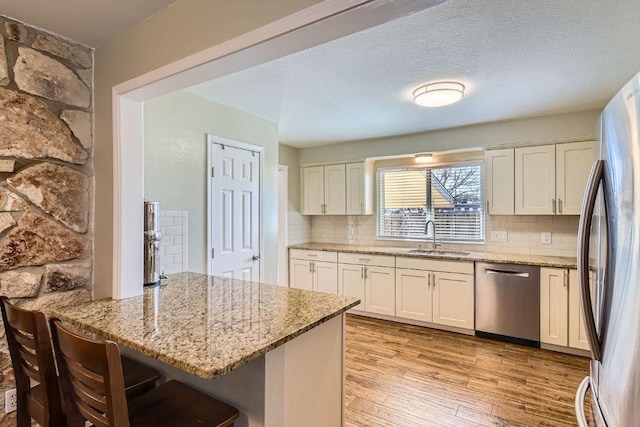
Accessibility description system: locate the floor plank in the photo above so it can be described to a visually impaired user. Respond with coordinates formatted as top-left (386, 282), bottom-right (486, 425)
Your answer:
top-left (345, 315), bottom-right (591, 426)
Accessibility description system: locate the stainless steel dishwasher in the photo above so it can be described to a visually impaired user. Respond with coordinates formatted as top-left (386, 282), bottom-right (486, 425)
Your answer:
top-left (475, 262), bottom-right (540, 347)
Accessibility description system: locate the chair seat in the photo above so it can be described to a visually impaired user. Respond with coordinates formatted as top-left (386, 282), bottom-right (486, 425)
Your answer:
top-left (128, 380), bottom-right (239, 427)
top-left (121, 355), bottom-right (161, 399)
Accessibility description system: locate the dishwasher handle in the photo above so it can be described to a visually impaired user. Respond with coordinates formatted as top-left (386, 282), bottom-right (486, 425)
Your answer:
top-left (484, 268), bottom-right (530, 278)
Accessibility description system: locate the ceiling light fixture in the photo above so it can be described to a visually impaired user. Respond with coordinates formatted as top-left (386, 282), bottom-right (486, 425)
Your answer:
top-left (413, 81), bottom-right (465, 107)
top-left (414, 153), bottom-right (433, 164)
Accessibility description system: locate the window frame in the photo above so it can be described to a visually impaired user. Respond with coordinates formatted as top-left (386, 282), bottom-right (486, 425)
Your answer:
top-left (376, 160), bottom-right (486, 244)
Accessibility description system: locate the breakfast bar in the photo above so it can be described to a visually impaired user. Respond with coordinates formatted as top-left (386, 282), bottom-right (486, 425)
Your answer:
top-left (53, 272), bottom-right (359, 427)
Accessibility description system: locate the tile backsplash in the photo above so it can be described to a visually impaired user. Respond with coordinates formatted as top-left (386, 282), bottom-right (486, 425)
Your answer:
top-left (160, 210), bottom-right (189, 274)
top-left (288, 211), bottom-right (312, 245)
top-left (309, 214), bottom-right (579, 258)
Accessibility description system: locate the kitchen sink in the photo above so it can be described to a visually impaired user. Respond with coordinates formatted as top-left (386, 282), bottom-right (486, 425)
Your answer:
top-left (408, 249), bottom-right (471, 256)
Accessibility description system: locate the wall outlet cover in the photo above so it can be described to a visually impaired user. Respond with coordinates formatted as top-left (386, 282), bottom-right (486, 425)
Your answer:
top-left (491, 231), bottom-right (508, 242)
top-left (347, 225), bottom-right (354, 236)
top-left (5, 389), bottom-right (16, 413)
top-left (541, 232), bottom-right (552, 244)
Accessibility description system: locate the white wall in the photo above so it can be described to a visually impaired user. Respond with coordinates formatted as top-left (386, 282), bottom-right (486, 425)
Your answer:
top-left (145, 91), bottom-right (279, 279)
top-left (278, 143), bottom-right (311, 245)
top-left (298, 109), bottom-right (600, 164)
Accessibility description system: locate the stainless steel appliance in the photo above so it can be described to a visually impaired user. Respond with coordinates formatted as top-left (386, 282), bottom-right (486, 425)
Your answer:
top-left (575, 72), bottom-right (640, 426)
top-left (143, 201), bottom-right (161, 286)
top-left (475, 262), bottom-right (540, 346)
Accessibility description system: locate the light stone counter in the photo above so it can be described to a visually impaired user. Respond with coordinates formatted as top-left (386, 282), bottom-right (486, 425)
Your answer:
top-left (53, 271), bottom-right (358, 379)
top-left (289, 242), bottom-right (577, 268)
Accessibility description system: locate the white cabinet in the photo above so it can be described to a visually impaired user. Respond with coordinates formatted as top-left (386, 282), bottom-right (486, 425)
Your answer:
top-left (568, 269), bottom-right (591, 351)
top-left (515, 145), bottom-right (556, 215)
top-left (540, 267), bottom-right (569, 346)
top-left (338, 253), bottom-right (395, 315)
top-left (301, 162), bottom-right (373, 215)
top-left (514, 141), bottom-right (596, 215)
top-left (556, 141), bottom-right (597, 215)
top-left (289, 250), bottom-right (338, 294)
top-left (485, 149), bottom-right (515, 215)
top-left (541, 267), bottom-right (593, 351)
top-left (301, 165), bottom-right (345, 215)
top-left (395, 258), bottom-right (474, 330)
top-left (345, 162), bottom-right (373, 215)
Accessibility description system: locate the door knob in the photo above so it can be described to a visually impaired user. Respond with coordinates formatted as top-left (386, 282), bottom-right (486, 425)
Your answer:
top-left (252, 255), bottom-right (261, 261)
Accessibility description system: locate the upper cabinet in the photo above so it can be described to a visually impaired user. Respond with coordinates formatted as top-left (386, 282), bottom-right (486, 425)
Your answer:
top-left (515, 145), bottom-right (556, 215)
top-left (486, 141), bottom-right (596, 216)
top-left (485, 149), bottom-right (515, 215)
top-left (301, 162), bottom-right (373, 215)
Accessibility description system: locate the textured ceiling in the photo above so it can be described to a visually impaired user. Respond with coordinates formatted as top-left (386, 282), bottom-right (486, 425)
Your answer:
top-left (187, 0), bottom-right (640, 147)
top-left (0, 0), bottom-right (178, 47)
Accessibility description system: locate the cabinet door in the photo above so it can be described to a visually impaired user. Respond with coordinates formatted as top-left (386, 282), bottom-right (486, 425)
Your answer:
top-left (338, 264), bottom-right (365, 311)
top-left (365, 266), bottom-right (395, 316)
top-left (289, 259), bottom-right (314, 291)
top-left (432, 272), bottom-right (474, 329)
top-left (485, 149), bottom-right (514, 215)
top-left (540, 267), bottom-right (569, 346)
top-left (346, 163), bottom-right (364, 215)
top-left (302, 166), bottom-right (324, 215)
top-left (515, 145), bottom-right (556, 215)
top-left (314, 261), bottom-right (338, 295)
top-left (324, 164), bottom-right (346, 215)
top-left (556, 141), bottom-right (596, 215)
top-left (395, 268), bottom-right (432, 322)
top-left (568, 269), bottom-right (591, 351)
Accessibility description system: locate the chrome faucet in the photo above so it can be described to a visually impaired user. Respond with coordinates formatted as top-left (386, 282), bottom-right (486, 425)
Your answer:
top-left (424, 219), bottom-right (439, 250)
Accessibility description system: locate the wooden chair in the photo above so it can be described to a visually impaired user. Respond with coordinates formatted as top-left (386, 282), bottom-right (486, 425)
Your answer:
top-left (50, 318), bottom-right (239, 427)
top-left (0, 297), bottom-right (161, 427)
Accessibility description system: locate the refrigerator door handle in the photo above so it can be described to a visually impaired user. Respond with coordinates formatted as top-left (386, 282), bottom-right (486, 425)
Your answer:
top-left (577, 160), bottom-right (604, 362)
top-left (575, 376), bottom-right (591, 427)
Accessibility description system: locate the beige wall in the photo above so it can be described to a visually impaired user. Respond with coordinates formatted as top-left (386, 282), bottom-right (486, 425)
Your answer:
top-left (145, 91), bottom-right (278, 275)
top-left (94, 0), bottom-right (322, 294)
top-left (277, 144), bottom-right (300, 212)
top-left (298, 109), bottom-right (600, 164)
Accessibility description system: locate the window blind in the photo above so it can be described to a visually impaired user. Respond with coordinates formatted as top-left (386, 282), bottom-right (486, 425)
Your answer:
top-left (377, 163), bottom-right (485, 242)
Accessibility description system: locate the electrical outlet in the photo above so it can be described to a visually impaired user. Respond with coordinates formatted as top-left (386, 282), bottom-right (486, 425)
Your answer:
top-left (541, 232), bottom-right (552, 244)
top-left (491, 231), bottom-right (508, 242)
top-left (347, 225), bottom-right (354, 236)
top-left (5, 388), bottom-right (16, 413)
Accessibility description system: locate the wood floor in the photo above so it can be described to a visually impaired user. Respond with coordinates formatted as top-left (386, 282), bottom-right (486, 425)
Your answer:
top-left (344, 315), bottom-right (591, 427)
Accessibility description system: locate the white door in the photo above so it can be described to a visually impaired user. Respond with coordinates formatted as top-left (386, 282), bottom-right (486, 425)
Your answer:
top-left (515, 145), bottom-right (556, 215)
top-left (364, 266), bottom-right (395, 316)
top-left (540, 267), bottom-right (569, 346)
top-left (338, 264), bottom-right (365, 311)
top-left (432, 271), bottom-right (474, 329)
top-left (395, 268), bottom-right (432, 322)
top-left (485, 149), bottom-right (515, 215)
top-left (323, 164), bottom-right (346, 215)
top-left (289, 259), bottom-right (314, 291)
top-left (315, 261), bottom-right (338, 294)
top-left (345, 163), bottom-right (364, 215)
top-left (302, 166), bottom-right (324, 215)
top-left (556, 141), bottom-right (596, 215)
top-left (568, 269), bottom-right (591, 351)
top-left (210, 141), bottom-right (260, 280)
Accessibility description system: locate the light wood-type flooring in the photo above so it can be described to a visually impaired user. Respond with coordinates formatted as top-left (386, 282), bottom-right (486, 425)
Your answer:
top-left (344, 315), bottom-right (591, 427)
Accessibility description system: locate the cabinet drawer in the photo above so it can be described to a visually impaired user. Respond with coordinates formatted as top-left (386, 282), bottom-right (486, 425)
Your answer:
top-left (395, 257), bottom-right (473, 274)
top-left (289, 249), bottom-right (337, 263)
top-left (338, 252), bottom-right (395, 268)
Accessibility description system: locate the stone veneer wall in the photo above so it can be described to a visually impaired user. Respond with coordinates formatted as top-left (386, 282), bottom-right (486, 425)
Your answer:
top-left (0, 17), bottom-right (93, 424)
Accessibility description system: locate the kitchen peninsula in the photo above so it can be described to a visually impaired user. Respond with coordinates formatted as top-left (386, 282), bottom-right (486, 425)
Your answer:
top-left (53, 272), bottom-right (358, 427)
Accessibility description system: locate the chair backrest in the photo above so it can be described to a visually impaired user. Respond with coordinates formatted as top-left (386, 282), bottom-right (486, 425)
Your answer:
top-left (0, 296), bottom-right (63, 427)
top-left (49, 318), bottom-right (130, 427)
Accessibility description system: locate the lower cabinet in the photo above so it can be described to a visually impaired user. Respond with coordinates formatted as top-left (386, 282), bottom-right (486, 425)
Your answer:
top-left (395, 258), bottom-right (474, 330)
top-left (338, 253), bottom-right (395, 315)
top-left (289, 250), bottom-right (338, 294)
top-left (540, 267), bottom-right (591, 351)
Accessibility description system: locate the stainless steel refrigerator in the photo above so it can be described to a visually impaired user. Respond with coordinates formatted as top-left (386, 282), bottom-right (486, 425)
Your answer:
top-left (575, 71), bottom-right (640, 426)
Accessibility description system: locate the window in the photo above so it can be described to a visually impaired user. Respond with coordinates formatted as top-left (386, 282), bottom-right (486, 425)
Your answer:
top-left (377, 163), bottom-right (485, 242)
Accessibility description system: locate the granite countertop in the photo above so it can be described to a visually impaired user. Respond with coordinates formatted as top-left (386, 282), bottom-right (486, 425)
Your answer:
top-left (52, 272), bottom-right (359, 379)
top-left (289, 242), bottom-right (577, 268)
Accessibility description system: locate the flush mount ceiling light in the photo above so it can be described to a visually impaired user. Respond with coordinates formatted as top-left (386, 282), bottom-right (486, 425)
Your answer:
top-left (414, 153), bottom-right (433, 163)
top-left (413, 81), bottom-right (465, 107)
